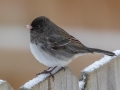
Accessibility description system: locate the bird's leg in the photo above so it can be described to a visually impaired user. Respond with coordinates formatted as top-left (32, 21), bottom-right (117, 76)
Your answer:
top-left (36, 66), bottom-right (57, 80)
top-left (36, 67), bottom-right (52, 76)
top-left (46, 67), bottom-right (52, 70)
top-left (61, 67), bottom-right (65, 71)
top-left (47, 66), bottom-right (58, 80)
top-left (48, 66), bottom-right (57, 72)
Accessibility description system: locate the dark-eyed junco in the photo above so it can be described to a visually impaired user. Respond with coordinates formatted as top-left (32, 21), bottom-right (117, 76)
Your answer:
top-left (26, 16), bottom-right (115, 74)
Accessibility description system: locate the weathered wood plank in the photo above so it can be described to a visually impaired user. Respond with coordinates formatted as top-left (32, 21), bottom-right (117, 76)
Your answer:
top-left (79, 50), bottom-right (120, 90)
top-left (20, 67), bottom-right (79, 90)
top-left (0, 80), bottom-right (13, 90)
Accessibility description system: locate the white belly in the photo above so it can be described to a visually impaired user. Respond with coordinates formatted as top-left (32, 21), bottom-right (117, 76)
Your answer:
top-left (30, 43), bottom-right (75, 67)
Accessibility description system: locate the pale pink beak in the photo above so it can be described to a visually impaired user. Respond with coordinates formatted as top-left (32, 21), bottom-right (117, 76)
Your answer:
top-left (25, 25), bottom-right (32, 29)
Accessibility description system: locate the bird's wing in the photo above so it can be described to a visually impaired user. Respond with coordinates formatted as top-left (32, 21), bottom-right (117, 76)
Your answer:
top-left (46, 34), bottom-right (89, 53)
top-left (46, 34), bottom-right (71, 50)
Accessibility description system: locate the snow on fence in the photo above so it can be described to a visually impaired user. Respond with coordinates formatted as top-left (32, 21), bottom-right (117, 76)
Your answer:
top-left (0, 80), bottom-right (13, 90)
top-left (0, 50), bottom-right (120, 90)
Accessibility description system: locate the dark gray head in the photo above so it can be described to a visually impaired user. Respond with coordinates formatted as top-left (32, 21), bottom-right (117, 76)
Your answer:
top-left (26, 16), bottom-right (60, 43)
top-left (26, 16), bottom-right (53, 33)
top-left (26, 16), bottom-right (60, 37)
top-left (31, 16), bottom-right (49, 30)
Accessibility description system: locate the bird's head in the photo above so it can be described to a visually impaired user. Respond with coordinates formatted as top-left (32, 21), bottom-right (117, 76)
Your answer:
top-left (25, 16), bottom-right (50, 33)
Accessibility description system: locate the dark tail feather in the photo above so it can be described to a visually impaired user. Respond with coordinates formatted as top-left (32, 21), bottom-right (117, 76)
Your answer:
top-left (88, 48), bottom-right (115, 56)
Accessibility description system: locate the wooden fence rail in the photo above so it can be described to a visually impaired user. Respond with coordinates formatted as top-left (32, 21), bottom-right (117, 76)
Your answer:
top-left (0, 50), bottom-right (120, 90)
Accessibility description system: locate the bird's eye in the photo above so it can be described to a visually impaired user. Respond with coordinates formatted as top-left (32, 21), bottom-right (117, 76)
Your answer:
top-left (35, 25), bottom-right (40, 28)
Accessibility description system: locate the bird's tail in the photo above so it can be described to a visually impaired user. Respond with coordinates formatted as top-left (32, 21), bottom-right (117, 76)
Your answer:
top-left (88, 47), bottom-right (115, 56)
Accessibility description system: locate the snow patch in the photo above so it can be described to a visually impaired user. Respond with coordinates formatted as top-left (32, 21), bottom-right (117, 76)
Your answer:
top-left (79, 75), bottom-right (86, 90)
top-left (83, 50), bottom-right (120, 73)
top-left (0, 80), bottom-right (6, 85)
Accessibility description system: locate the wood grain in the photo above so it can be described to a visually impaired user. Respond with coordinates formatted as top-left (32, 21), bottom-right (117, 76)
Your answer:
top-left (80, 55), bottom-right (120, 90)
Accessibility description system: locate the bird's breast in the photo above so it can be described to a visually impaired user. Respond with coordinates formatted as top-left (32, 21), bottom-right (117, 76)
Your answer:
top-left (30, 43), bottom-right (72, 67)
top-left (30, 43), bottom-right (85, 67)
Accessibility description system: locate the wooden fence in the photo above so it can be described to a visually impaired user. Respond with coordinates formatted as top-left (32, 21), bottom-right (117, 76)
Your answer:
top-left (1, 50), bottom-right (120, 90)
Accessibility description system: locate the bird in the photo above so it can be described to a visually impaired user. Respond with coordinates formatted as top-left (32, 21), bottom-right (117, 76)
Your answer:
top-left (25, 16), bottom-right (115, 75)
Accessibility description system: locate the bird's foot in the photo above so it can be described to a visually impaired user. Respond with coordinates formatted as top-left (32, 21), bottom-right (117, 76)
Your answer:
top-left (36, 66), bottom-right (57, 80)
top-left (61, 67), bottom-right (65, 71)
